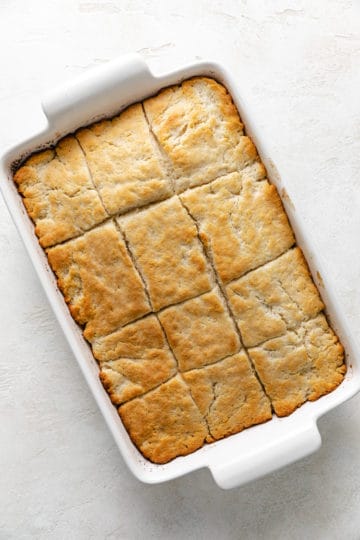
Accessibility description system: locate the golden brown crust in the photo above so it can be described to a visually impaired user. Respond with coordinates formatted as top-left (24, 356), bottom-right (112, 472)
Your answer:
top-left (76, 104), bottom-right (172, 215)
top-left (181, 173), bottom-right (295, 283)
top-left (144, 77), bottom-right (259, 192)
top-left (93, 315), bottom-right (177, 404)
top-left (47, 222), bottom-right (150, 341)
top-left (14, 136), bottom-right (107, 247)
top-left (119, 375), bottom-right (208, 463)
top-left (159, 288), bottom-right (240, 371)
top-left (14, 76), bottom-right (346, 464)
top-left (183, 353), bottom-right (272, 442)
top-left (118, 197), bottom-right (213, 311)
top-left (226, 247), bottom-right (324, 347)
top-left (248, 314), bottom-right (346, 416)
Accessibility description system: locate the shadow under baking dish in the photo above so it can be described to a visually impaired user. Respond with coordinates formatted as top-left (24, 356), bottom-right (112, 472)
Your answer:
top-left (1, 54), bottom-right (359, 489)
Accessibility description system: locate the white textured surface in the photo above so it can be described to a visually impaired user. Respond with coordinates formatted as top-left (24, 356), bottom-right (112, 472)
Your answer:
top-left (1, 1), bottom-right (360, 538)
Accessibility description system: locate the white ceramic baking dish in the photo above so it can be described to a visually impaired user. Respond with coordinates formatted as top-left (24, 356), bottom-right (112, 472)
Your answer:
top-left (1, 54), bottom-right (359, 490)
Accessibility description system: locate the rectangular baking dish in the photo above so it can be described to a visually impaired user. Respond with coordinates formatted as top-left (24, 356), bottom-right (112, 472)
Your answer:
top-left (1, 54), bottom-right (359, 490)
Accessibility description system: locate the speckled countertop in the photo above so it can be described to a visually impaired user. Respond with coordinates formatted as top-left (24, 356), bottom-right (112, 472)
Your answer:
top-left (1, 1), bottom-right (360, 538)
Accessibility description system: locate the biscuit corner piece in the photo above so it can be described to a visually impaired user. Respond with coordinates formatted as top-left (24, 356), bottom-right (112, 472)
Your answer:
top-left (92, 314), bottom-right (177, 404)
top-left (181, 172), bottom-right (295, 283)
top-left (119, 376), bottom-right (208, 464)
top-left (143, 77), bottom-right (259, 192)
top-left (76, 103), bottom-right (173, 215)
top-left (226, 247), bottom-right (324, 347)
top-left (159, 287), bottom-right (240, 371)
top-left (47, 221), bottom-right (150, 341)
top-left (118, 197), bottom-right (213, 311)
top-left (13, 136), bottom-right (108, 247)
top-left (248, 314), bottom-right (346, 416)
top-left (183, 353), bottom-right (272, 442)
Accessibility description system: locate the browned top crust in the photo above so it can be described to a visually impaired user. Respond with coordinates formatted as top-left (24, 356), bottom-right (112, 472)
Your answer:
top-left (248, 314), bottom-right (346, 417)
top-left (47, 221), bottom-right (150, 341)
top-left (226, 247), bottom-right (324, 347)
top-left (13, 136), bottom-right (108, 247)
top-left (14, 76), bottom-right (346, 465)
top-left (144, 77), bottom-right (259, 192)
top-left (76, 103), bottom-right (173, 215)
top-left (92, 315), bottom-right (177, 404)
top-left (183, 353), bottom-right (272, 442)
top-left (119, 375), bottom-right (208, 463)
top-left (159, 288), bottom-right (240, 371)
top-left (118, 197), bottom-right (213, 311)
top-left (181, 173), bottom-right (295, 283)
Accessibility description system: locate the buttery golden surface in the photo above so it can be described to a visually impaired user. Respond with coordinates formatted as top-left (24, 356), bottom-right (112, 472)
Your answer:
top-left (15, 76), bottom-right (346, 465)
top-left (144, 77), bottom-right (259, 192)
top-left (47, 222), bottom-right (150, 341)
top-left (119, 197), bottom-right (213, 311)
top-left (76, 104), bottom-right (173, 215)
top-left (119, 376), bottom-right (208, 464)
top-left (183, 353), bottom-right (272, 442)
top-left (248, 314), bottom-right (345, 416)
top-left (159, 288), bottom-right (240, 371)
top-left (226, 248), bottom-right (324, 347)
top-left (92, 315), bottom-right (177, 404)
top-left (181, 172), bottom-right (295, 283)
top-left (14, 136), bottom-right (107, 247)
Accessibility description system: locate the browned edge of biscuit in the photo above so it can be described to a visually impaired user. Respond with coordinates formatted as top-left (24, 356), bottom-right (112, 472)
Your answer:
top-left (141, 102), bottom-right (176, 193)
top-left (113, 219), bottom-right (153, 310)
top-left (75, 135), bottom-right (110, 217)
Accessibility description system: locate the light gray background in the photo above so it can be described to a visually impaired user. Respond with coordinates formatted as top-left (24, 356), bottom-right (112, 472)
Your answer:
top-left (1, 1), bottom-right (360, 538)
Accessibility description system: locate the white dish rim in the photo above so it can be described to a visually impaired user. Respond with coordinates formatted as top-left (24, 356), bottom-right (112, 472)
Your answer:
top-left (1, 54), bottom-right (359, 490)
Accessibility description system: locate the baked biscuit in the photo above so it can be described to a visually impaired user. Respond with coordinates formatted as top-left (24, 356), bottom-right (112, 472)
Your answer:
top-left (226, 247), bottom-right (324, 347)
top-left (92, 315), bottom-right (177, 404)
top-left (119, 375), bottom-right (208, 463)
top-left (144, 77), bottom-right (259, 192)
top-left (159, 288), bottom-right (240, 371)
top-left (181, 173), bottom-right (295, 283)
top-left (47, 222), bottom-right (150, 341)
top-left (13, 75), bottom-right (347, 464)
top-left (118, 197), bottom-right (213, 310)
top-left (14, 136), bottom-right (107, 247)
top-left (183, 353), bottom-right (272, 442)
top-left (248, 314), bottom-right (346, 416)
top-left (76, 103), bottom-right (173, 215)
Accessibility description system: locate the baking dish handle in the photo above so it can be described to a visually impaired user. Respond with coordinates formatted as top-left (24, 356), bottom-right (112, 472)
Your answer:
top-left (210, 421), bottom-right (321, 490)
top-left (42, 54), bottom-right (154, 132)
